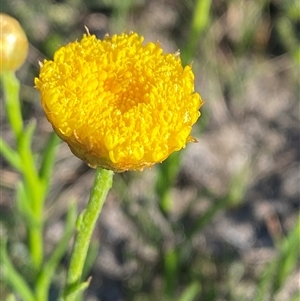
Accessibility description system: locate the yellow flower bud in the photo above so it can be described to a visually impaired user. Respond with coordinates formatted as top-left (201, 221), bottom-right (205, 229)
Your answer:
top-left (0, 13), bottom-right (29, 73)
top-left (35, 32), bottom-right (203, 172)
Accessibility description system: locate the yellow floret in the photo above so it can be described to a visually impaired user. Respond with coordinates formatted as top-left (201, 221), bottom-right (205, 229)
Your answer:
top-left (35, 32), bottom-right (203, 172)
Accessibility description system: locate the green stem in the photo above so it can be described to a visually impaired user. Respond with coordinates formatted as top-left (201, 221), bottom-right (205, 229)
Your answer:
top-left (63, 168), bottom-right (114, 301)
top-left (21, 144), bottom-right (44, 270)
top-left (0, 71), bottom-right (23, 139)
top-left (28, 226), bottom-right (43, 271)
top-left (1, 72), bottom-right (44, 270)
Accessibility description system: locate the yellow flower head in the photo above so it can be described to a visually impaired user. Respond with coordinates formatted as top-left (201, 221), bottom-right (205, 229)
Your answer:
top-left (0, 13), bottom-right (28, 73)
top-left (35, 32), bottom-right (203, 172)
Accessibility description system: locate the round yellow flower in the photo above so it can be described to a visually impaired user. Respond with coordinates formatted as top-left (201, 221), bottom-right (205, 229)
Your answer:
top-left (35, 32), bottom-right (203, 172)
top-left (0, 13), bottom-right (28, 73)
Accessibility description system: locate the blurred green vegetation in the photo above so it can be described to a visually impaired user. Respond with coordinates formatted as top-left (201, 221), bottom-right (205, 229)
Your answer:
top-left (1, 0), bottom-right (299, 301)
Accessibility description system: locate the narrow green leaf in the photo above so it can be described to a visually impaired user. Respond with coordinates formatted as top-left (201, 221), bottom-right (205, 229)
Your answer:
top-left (39, 132), bottom-right (60, 187)
top-left (182, 0), bottom-right (212, 64)
top-left (60, 278), bottom-right (91, 301)
top-left (18, 120), bottom-right (43, 209)
top-left (35, 202), bottom-right (77, 300)
top-left (254, 214), bottom-right (300, 301)
top-left (15, 181), bottom-right (38, 225)
top-left (81, 240), bottom-right (100, 281)
top-left (0, 240), bottom-right (35, 301)
top-left (164, 248), bottom-right (179, 298)
top-left (157, 151), bottom-right (181, 214)
top-left (18, 120), bottom-right (37, 157)
top-left (0, 137), bottom-right (22, 171)
top-left (178, 282), bottom-right (201, 301)
top-left (273, 214), bottom-right (300, 292)
top-left (5, 294), bottom-right (17, 301)
top-left (288, 291), bottom-right (300, 301)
